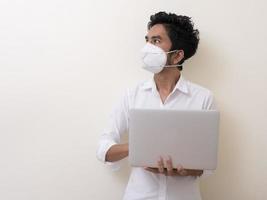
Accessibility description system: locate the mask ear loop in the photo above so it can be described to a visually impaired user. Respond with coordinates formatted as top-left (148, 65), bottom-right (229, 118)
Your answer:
top-left (164, 50), bottom-right (183, 68)
top-left (166, 49), bottom-right (179, 54)
top-left (164, 64), bottom-right (183, 68)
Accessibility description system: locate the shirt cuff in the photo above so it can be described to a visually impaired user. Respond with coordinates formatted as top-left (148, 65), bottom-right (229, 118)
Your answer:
top-left (96, 140), bottom-right (121, 171)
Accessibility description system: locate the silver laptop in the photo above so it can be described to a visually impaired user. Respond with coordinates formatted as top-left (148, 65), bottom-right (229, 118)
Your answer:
top-left (129, 109), bottom-right (220, 170)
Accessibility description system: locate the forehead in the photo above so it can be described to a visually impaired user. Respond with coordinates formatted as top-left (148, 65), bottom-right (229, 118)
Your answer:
top-left (147, 24), bottom-right (169, 39)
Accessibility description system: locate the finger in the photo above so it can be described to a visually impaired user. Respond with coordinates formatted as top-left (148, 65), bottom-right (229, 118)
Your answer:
top-left (144, 167), bottom-right (159, 174)
top-left (177, 164), bottom-right (183, 172)
top-left (185, 169), bottom-right (203, 176)
top-left (180, 169), bottom-right (188, 176)
top-left (177, 164), bottom-right (186, 176)
top-left (157, 156), bottom-right (164, 173)
top-left (184, 169), bottom-right (194, 175)
top-left (166, 156), bottom-right (174, 176)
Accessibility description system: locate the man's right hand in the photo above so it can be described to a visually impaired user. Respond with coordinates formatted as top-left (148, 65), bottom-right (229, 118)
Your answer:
top-left (105, 143), bottom-right (129, 162)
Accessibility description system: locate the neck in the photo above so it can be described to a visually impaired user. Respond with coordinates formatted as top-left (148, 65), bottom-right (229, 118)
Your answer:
top-left (154, 68), bottom-right (181, 94)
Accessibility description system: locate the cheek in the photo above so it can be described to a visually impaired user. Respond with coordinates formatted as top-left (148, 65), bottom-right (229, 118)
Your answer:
top-left (153, 43), bottom-right (164, 49)
top-left (153, 40), bottom-right (171, 52)
top-left (159, 42), bottom-right (172, 52)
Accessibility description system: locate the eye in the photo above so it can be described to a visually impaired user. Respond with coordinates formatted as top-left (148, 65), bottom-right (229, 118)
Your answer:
top-left (153, 39), bottom-right (161, 44)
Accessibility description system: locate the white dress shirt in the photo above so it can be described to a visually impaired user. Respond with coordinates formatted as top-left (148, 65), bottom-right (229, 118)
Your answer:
top-left (97, 75), bottom-right (216, 200)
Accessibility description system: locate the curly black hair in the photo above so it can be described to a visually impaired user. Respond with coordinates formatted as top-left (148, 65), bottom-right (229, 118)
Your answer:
top-left (148, 11), bottom-right (200, 70)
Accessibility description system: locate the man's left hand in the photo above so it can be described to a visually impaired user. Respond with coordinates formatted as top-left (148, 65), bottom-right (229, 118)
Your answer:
top-left (144, 156), bottom-right (203, 177)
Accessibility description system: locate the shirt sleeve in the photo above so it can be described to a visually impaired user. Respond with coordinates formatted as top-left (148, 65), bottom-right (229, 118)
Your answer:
top-left (201, 91), bottom-right (218, 178)
top-left (96, 90), bottom-right (130, 171)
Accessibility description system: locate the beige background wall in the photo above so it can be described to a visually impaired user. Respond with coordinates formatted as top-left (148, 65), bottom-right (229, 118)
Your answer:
top-left (0, 0), bottom-right (266, 199)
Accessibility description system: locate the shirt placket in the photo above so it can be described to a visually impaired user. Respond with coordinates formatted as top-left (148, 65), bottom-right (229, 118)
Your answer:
top-left (152, 86), bottom-right (173, 200)
top-left (153, 84), bottom-right (177, 109)
top-left (158, 175), bottom-right (167, 200)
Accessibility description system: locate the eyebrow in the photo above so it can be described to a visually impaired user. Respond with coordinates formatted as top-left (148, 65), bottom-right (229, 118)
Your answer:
top-left (145, 35), bottom-right (162, 40)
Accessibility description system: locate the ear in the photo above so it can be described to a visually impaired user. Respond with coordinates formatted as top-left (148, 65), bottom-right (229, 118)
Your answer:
top-left (172, 50), bottom-right (184, 65)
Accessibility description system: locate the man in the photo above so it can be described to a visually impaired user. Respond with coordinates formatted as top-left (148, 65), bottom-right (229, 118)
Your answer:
top-left (97, 11), bottom-right (216, 200)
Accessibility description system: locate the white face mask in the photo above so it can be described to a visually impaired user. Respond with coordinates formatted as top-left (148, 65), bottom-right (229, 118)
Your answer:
top-left (140, 43), bottom-right (182, 74)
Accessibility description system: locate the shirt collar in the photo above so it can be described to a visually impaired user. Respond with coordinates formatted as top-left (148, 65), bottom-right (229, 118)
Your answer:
top-left (141, 74), bottom-right (189, 94)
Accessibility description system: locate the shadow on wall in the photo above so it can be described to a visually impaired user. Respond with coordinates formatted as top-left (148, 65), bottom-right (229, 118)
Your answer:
top-left (184, 36), bottom-right (245, 198)
top-left (201, 108), bottom-right (246, 199)
top-left (183, 37), bottom-right (228, 90)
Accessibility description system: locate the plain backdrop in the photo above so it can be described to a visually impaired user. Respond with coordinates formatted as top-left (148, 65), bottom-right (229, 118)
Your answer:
top-left (0, 0), bottom-right (267, 199)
